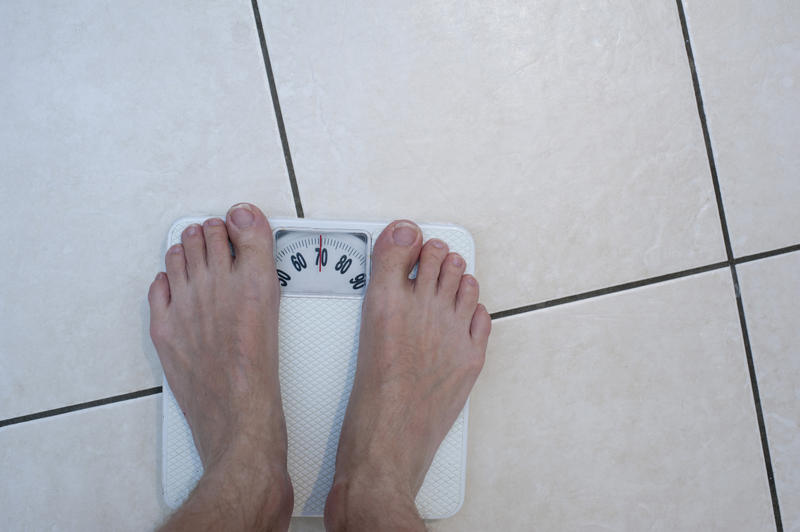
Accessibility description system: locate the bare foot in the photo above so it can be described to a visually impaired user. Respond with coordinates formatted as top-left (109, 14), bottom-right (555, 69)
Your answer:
top-left (148, 203), bottom-right (292, 530)
top-left (324, 220), bottom-right (492, 531)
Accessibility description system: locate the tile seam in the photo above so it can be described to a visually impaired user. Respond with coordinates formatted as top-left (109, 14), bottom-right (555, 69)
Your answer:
top-left (676, 1), bottom-right (782, 528)
top-left (1, 242), bottom-right (795, 429)
top-left (0, 387), bottom-right (163, 429)
top-left (489, 261), bottom-right (728, 320)
top-left (250, 0), bottom-right (304, 218)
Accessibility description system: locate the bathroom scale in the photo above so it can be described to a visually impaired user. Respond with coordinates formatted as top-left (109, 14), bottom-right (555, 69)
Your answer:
top-left (162, 216), bottom-right (474, 518)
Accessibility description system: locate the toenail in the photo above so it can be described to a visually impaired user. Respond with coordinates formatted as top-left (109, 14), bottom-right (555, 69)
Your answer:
top-left (185, 224), bottom-right (199, 236)
top-left (430, 239), bottom-right (445, 249)
top-left (169, 244), bottom-right (183, 254)
top-left (230, 205), bottom-right (255, 228)
top-left (155, 272), bottom-right (166, 281)
top-left (451, 255), bottom-right (463, 267)
top-left (205, 218), bottom-right (224, 227)
top-left (392, 222), bottom-right (419, 246)
top-left (467, 276), bottom-right (477, 286)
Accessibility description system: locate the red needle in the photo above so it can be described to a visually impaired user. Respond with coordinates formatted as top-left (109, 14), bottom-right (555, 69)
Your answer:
top-left (319, 234), bottom-right (322, 272)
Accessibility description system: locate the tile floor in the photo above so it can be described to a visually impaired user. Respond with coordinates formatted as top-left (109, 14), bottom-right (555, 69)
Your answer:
top-left (0, 0), bottom-right (797, 530)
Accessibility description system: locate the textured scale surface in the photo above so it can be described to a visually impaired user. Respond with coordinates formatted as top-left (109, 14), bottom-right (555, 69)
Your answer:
top-left (162, 218), bottom-right (475, 517)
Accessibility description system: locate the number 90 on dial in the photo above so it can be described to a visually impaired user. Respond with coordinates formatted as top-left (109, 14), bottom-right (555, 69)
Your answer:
top-left (273, 229), bottom-right (370, 297)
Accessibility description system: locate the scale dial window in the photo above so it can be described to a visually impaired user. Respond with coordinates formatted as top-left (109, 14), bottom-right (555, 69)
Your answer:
top-left (273, 229), bottom-right (369, 297)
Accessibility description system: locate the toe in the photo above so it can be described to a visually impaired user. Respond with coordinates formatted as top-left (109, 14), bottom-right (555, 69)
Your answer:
top-left (165, 243), bottom-right (188, 292)
top-left (470, 303), bottom-right (492, 348)
top-left (370, 220), bottom-right (423, 289)
top-left (181, 224), bottom-right (206, 278)
top-left (225, 203), bottom-right (274, 270)
top-left (455, 274), bottom-right (479, 319)
top-left (148, 272), bottom-right (171, 346)
top-left (438, 252), bottom-right (466, 299)
top-left (148, 271), bottom-right (170, 315)
top-left (202, 217), bottom-right (232, 271)
top-left (414, 239), bottom-right (449, 294)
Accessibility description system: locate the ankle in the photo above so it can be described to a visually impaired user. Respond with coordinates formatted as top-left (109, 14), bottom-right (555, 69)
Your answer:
top-left (324, 473), bottom-right (424, 532)
top-left (206, 454), bottom-right (294, 529)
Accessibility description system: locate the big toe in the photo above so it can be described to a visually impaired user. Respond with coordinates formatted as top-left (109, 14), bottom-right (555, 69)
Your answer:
top-left (225, 203), bottom-right (274, 269)
top-left (370, 220), bottom-right (423, 289)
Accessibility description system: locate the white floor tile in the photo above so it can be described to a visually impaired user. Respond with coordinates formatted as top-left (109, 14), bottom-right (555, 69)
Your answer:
top-left (0, 395), bottom-right (168, 531)
top-left (429, 269), bottom-right (773, 531)
top-left (0, 0), bottom-right (295, 420)
top-left (683, 0), bottom-right (800, 256)
top-left (260, 0), bottom-right (726, 313)
top-left (739, 251), bottom-right (800, 530)
top-left (1, 269), bottom-right (776, 530)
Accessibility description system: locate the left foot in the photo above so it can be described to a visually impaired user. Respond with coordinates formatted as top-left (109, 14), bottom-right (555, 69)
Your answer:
top-left (148, 203), bottom-right (292, 528)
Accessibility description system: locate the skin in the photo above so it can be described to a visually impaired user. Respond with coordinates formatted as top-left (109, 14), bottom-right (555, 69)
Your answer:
top-left (148, 203), bottom-right (491, 531)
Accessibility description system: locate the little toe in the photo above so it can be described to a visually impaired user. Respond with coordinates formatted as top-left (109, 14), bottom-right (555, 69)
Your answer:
top-left (225, 203), bottom-right (274, 270)
top-left (438, 252), bottom-right (466, 299)
top-left (414, 239), bottom-right (449, 294)
top-left (148, 271), bottom-right (170, 316)
top-left (470, 303), bottom-right (492, 349)
top-left (370, 220), bottom-right (423, 290)
top-left (165, 244), bottom-right (188, 293)
top-left (181, 224), bottom-right (206, 278)
top-left (455, 274), bottom-right (480, 319)
top-left (202, 217), bottom-right (232, 271)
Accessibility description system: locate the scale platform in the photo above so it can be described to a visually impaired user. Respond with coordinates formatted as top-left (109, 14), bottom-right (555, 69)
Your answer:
top-left (162, 217), bottom-right (475, 518)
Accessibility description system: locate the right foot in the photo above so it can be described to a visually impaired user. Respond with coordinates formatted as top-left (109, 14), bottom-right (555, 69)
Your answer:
top-left (324, 220), bottom-right (492, 530)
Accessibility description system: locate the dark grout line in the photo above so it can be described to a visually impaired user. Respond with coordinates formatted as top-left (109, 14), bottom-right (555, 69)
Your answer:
top-left (490, 261), bottom-right (729, 320)
top-left (250, 0), bottom-right (305, 218)
top-left (675, 1), bottom-right (734, 265)
top-left (735, 243), bottom-right (800, 265)
top-left (730, 266), bottom-right (783, 521)
top-left (676, 1), bottom-right (782, 529)
top-left (1, 242), bottom-right (795, 429)
top-left (0, 387), bottom-right (162, 429)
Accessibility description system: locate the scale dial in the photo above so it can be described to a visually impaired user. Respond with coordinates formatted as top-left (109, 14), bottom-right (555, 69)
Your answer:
top-left (273, 229), bottom-right (369, 297)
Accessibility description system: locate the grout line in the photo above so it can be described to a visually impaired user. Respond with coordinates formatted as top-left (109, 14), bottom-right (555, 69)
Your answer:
top-left (1, 242), bottom-right (794, 429)
top-left (674, 0), bottom-right (734, 264)
top-left (730, 266), bottom-right (783, 522)
top-left (735, 243), bottom-right (800, 265)
top-left (0, 387), bottom-right (162, 429)
top-left (676, 1), bottom-right (783, 529)
top-left (250, 0), bottom-right (305, 218)
top-left (490, 261), bottom-right (729, 320)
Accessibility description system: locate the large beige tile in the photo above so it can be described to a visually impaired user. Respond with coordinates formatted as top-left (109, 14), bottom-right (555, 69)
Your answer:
top-left (0, 274), bottom-right (775, 531)
top-left (0, 0), bottom-right (295, 419)
top-left (738, 251), bottom-right (800, 530)
top-left (683, 0), bottom-right (800, 256)
top-left (0, 395), bottom-right (169, 531)
top-left (430, 269), bottom-right (773, 530)
top-left (260, 0), bottom-right (726, 313)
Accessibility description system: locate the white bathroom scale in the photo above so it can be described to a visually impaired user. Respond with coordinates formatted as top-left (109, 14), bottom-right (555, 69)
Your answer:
top-left (162, 216), bottom-right (474, 518)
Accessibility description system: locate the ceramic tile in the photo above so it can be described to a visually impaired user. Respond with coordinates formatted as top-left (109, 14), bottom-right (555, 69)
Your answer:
top-left (0, 395), bottom-right (169, 531)
top-left (1, 270), bottom-right (776, 530)
top-left (738, 251), bottom-right (800, 530)
top-left (0, 0), bottom-right (295, 420)
top-left (260, 0), bottom-right (726, 313)
top-left (429, 269), bottom-right (773, 530)
top-left (683, 0), bottom-right (800, 256)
